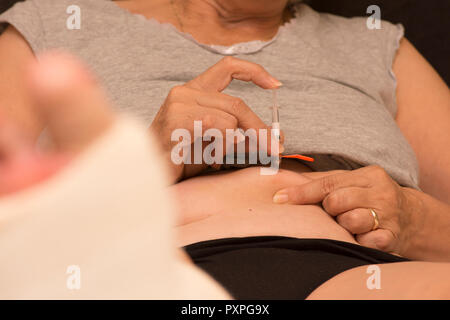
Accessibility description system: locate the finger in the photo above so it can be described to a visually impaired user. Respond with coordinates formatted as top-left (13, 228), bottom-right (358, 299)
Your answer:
top-left (0, 117), bottom-right (31, 160)
top-left (0, 113), bottom-right (70, 196)
top-left (195, 91), bottom-right (284, 156)
top-left (356, 229), bottom-right (396, 252)
top-left (196, 92), bottom-right (267, 130)
top-left (186, 106), bottom-right (281, 167)
top-left (323, 187), bottom-right (370, 215)
top-left (0, 152), bottom-right (69, 196)
top-left (164, 87), bottom-right (284, 144)
top-left (273, 171), bottom-right (371, 205)
top-left (196, 92), bottom-right (282, 155)
top-left (170, 106), bottom-right (238, 165)
top-left (186, 56), bottom-right (282, 92)
top-left (173, 105), bottom-right (239, 137)
top-left (336, 208), bottom-right (378, 234)
top-left (165, 87), bottom-right (269, 133)
top-left (165, 85), bottom-right (284, 156)
top-left (27, 51), bottom-right (115, 153)
top-left (199, 106), bottom-right (239, 141)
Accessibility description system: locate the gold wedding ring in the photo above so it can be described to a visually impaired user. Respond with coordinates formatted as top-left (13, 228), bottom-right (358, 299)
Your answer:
top-left (370, 209), bottom-right (380, 231)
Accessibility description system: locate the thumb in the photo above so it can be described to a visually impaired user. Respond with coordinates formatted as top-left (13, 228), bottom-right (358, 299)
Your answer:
top-left (187, 56), bottom-right (282, 92)
top-left (27, 51), bottom-right (115, 153)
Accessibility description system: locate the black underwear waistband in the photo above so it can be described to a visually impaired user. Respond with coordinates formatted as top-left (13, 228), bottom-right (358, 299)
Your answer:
top-left (184, 236), bottom-right (409, 299)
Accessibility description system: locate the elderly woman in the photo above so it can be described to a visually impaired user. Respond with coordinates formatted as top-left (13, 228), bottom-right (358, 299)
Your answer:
top-left (0, 0), bottom-right (449, 299)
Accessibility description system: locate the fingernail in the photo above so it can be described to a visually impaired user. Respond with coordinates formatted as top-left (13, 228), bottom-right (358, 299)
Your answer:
top-left (270, 79), bottom-right (283, 87)
top-left (273, 192), bottom-right (289, 204)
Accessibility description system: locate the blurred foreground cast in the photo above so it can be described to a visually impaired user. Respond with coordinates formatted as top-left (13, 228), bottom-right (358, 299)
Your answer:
top-left (0, 117), bottom-right (229, 299)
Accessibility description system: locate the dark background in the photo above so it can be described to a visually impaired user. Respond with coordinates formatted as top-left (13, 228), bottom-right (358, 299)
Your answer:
top-left (1, 0), bottom-right (449, 84)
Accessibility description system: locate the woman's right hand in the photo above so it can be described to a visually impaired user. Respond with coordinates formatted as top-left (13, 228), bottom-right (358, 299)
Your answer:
top-left (150, 56), bottom-right (283, 182)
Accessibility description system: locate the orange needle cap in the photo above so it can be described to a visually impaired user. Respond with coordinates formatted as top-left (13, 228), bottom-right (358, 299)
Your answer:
top-left (281, 154), bottom-right (315, 162)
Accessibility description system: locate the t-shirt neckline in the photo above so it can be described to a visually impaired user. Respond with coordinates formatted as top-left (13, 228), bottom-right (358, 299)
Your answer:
top-left (105, 0), bottom-right (302, 55)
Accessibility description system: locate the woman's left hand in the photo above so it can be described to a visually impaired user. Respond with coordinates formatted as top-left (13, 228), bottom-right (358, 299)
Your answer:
top-left (272, 165), bottom-right (416, 254)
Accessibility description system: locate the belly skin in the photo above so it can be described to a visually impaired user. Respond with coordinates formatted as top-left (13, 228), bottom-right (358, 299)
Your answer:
top-left (172, 161), bottom-right (357, 247)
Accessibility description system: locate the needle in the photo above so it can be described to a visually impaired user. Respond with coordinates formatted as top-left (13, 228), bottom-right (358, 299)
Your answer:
top-left (272, 89), bottom-right (280, 141)
top-left (271, 89), bottom-right (315, 163)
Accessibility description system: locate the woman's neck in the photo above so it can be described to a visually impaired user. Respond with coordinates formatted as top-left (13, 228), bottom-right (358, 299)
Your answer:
top-left (116, 0), bottom-right (292, 46)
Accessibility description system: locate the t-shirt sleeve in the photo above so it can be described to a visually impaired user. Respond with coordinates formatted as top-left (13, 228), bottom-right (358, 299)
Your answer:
top-left (0, 0), bottom-right (46, 53)
top-left (384, 22), bottom-right (405, 116)
top-left (380, 21), bottom-right (405, 117)
top-left (351, 18), bottom-right (406, 117)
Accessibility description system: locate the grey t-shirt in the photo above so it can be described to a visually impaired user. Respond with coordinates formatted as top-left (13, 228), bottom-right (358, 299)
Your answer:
top-left (0, 0), bottom-right (420, 188)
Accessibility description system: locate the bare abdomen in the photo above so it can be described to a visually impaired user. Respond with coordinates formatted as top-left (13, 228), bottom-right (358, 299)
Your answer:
top-left (172, 161), bottom-right (358, 247)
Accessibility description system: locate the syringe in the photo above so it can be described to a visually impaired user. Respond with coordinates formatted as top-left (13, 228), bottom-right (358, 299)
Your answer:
top-left (272, 89), bottom-right (280, 141)
top-left (271, 88), bottom-right (315, 163)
